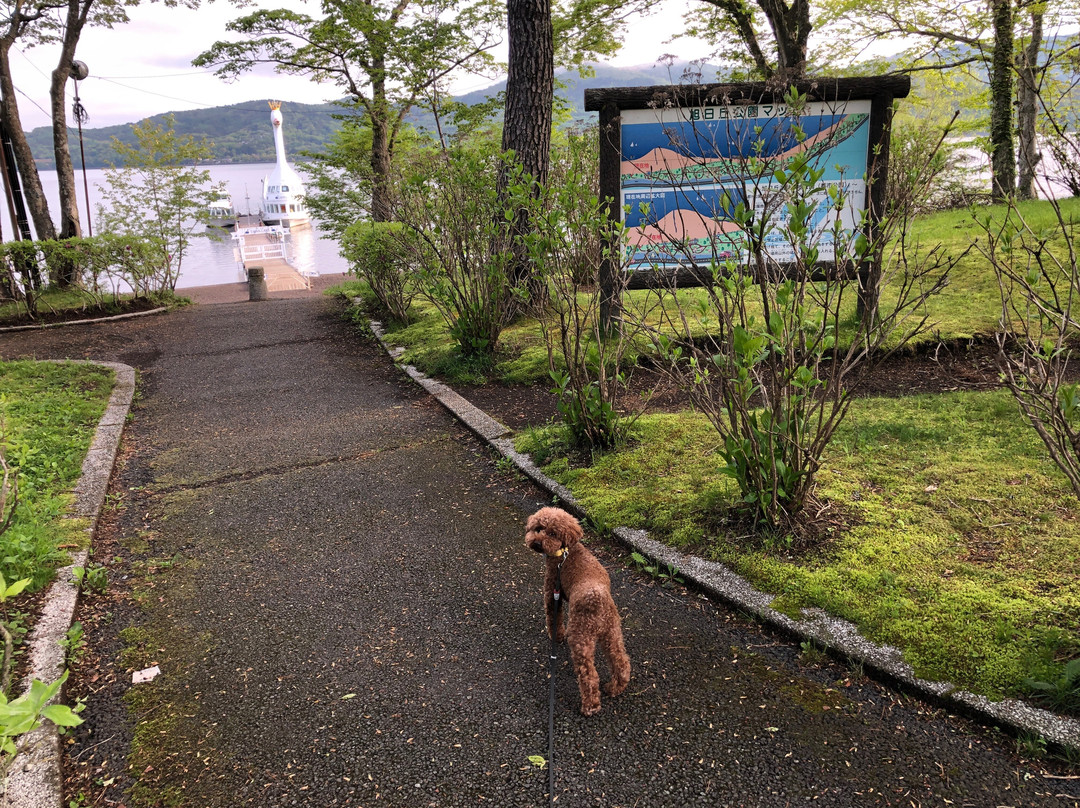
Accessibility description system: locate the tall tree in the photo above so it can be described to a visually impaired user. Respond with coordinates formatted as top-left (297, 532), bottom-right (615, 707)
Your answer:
top-left (681, 0), bottom-right (812, 78)
top-left (502, 0), bottom-right (554, 187)
top-left (47, 0), bottom-right (131, 280)
top-left (500, 0), bottom-right (554, 303)
top-left (49, 0), bottom-right (90, 244)
top-left (0, 0), bottom-right (61, 242)
top-left (195, 0), bottom-right (502, 222)
top-left (988, 0), bottom-right (1015, 199)
top-left (500, 0), bottom-right (655, 306)
top-left (1016, 4), bottom-right (1043, 199)
top-left (821, 0), bottom-right (1079, 201)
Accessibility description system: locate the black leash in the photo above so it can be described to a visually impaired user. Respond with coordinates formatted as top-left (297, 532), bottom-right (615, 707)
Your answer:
top-left (547, 553), bottom-right (566, 806)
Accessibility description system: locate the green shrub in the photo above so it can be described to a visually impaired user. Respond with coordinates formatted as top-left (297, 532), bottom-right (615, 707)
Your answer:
top-left (642, 88), bottom-right (953, 534)
top-left (340, 221), bottom-right (422, 323)
top-left (395, 149), bottom-right (519, 359)
top-left (0, 235), bottom-right (168, 321)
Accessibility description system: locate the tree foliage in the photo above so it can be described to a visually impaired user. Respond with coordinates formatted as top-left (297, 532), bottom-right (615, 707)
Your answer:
top-left (96, 115), bottom-right (221, 291)
top-left (819, 0), bottom-right (1080, 199)
top-left (680, 0), bottom-right (813, 79)
top-left (194, 0), bottom-right (502, 221)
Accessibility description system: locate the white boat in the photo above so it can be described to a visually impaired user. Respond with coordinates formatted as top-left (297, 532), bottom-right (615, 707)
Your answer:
top-left (206, 195), bottom-right (237, 229)
top-left (261, 101), bottom-right (310, 229)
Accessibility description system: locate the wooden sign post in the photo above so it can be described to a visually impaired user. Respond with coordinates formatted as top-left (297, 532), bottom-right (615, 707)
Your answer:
top-left (584, 76), bottom-right (911, 329)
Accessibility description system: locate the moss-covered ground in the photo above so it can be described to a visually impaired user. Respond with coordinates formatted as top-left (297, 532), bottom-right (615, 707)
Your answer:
top-left (335, 197), bottom-right (1080, 710)
top-left (516, 391), bottom-right (1080, 702)
top-left (0, 360), bottom-right (114, 591)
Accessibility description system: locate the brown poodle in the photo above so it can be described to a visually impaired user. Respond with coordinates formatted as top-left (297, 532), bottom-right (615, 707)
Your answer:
top-left (525, 507), bottom-right (631, 716)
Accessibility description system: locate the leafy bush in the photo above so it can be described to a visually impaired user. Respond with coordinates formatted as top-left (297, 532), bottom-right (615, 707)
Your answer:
top-left (0, 235), bottom-right (168, 321)
top-left (394, 148), bottom-right (520, 359)
top-left (639, 89), bottom-right (953, 533)
top-left (983, 190), bottom-right (1080, 496)
top-left (545, 126), bottom-right (604, 285)
top-left (0, 241), bottom-right (45, 318)
top-left (39, 235), bottom-right (168, 300)
top-left (889, 119), bottom-right (983, 212)
top-left (519, 130), bottom-right (650, 451)
top-left (340, 222), bottom-right (422, 323)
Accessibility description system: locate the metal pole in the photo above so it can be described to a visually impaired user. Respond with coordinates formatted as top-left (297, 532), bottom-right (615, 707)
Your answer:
top-left (72, 75), bottom-right (91, 237)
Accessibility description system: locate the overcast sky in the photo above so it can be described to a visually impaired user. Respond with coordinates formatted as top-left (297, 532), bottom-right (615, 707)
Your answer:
top-left (9, 0), bottom-right (706, 132)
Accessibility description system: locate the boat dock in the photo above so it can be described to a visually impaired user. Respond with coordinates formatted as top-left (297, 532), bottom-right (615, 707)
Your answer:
top-left (232, 217), bottom-right (313, 292)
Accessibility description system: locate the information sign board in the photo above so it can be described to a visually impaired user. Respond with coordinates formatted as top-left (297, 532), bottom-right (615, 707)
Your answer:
top-left (619, 100), bottom-right (872, 269)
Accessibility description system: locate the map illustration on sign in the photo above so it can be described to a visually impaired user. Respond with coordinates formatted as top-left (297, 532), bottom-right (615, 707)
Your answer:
top-left (620, 101), bottom-right (872, 269)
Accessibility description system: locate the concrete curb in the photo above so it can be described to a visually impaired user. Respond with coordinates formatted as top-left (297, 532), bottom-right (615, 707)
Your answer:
top-left (0, 306), bottom-right (168, 334)
top-left (5, 361), bottom-right (137, 808)
top-left (367, 317), bottom-right (1080, 756)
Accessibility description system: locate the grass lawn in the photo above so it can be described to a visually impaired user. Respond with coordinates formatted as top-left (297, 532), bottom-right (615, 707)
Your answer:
top-left (338, 196), bottom-right (1080, 712)
top-left (515, 391), bottom-right (1080, 704)
top-left (349, 197), bottom-right (1080, 388)
top-left (0, 361), bottom-right (115, 591)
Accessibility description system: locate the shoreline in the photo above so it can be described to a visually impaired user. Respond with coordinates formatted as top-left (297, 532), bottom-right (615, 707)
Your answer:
top-left (180, 272), bottom-right (347, 304)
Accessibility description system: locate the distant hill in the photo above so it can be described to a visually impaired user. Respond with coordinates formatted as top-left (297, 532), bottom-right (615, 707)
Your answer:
top-left (407, 61), bottom-right (724, 134)
top-left (24, 61), bottom-right (725, 169)
top-left (26, 100), bottom-right (342, 170)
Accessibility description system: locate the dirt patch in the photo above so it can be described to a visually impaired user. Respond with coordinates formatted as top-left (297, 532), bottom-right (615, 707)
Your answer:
top-left (459, 338), bottom-right (1012, 432)
top-left (0, 296), bottom-right (163, 328)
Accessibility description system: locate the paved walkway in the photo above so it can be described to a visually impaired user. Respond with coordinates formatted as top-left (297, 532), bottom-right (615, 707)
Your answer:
top-left (1, 297), bottom-right (1077, 807)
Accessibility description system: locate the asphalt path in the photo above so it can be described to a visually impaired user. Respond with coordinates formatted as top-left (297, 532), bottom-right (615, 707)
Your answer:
top-left (2, 297), bottom-right (1078, 807)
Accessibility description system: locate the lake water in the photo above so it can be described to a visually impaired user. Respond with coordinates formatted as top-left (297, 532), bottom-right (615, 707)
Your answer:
top-left (13, 163), bottom-right (348, 289)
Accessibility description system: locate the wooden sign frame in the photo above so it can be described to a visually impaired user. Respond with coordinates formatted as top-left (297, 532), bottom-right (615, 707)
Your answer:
top-left (583, 76), bottom-right (911, 323)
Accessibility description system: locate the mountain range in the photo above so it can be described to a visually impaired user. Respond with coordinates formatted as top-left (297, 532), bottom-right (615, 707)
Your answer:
top-left (26, 61), bottom-right (712, 170)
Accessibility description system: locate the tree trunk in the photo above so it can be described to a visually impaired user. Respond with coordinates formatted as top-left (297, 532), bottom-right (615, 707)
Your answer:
top-left (49, 0), bottom-right (88, 287)
top-left (1016, 9), bottom-right (1043, 201)
top-left (989, 0), bottom-right (1015, 201)
top-left (502, 0), bottom-right (553, 185)
top-left (369, 114), bottom-right (392, 222)
top-left (369, 50), bottom-right (393, 223)
top-left (501, 0), bottom-right (554, 304)
top-left (758, 0), bottom-right (810, 78)
top-left (0, 44), bottom-right (56, 241)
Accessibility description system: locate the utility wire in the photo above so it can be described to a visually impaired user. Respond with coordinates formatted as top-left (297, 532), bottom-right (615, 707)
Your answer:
top-left (94, 70), bottom-right (210, 79)
top-left (94, 76), bottom-right (239, 110)
top-left (13, 86), bottom-right (52, 122)
top-left (13, 46), bottom-right (320, 116)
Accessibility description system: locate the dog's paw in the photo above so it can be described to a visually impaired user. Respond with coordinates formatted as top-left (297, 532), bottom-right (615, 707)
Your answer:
top-left (604, 678), bottom-right (628, 697)
top-left (580, 700), bottom-right (601, 717)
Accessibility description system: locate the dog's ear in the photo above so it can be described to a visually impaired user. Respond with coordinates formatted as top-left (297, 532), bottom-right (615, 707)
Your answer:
top-left (551, 509), bottom-right (583, 548)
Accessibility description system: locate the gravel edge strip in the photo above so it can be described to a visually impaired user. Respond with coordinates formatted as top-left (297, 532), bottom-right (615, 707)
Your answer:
top-left (5, 361), bottom-right (137, 808)
top-left (367, 316), bottom-right (1080, 756)
top-left (0, 306), bottom-right (168, 333)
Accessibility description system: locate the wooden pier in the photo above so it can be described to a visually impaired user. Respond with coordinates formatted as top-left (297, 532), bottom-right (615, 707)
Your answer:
top-left (232, 218), bottom-right (312, 292)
